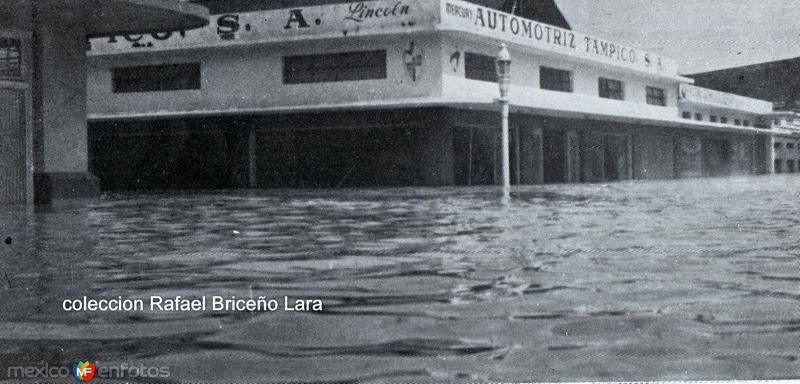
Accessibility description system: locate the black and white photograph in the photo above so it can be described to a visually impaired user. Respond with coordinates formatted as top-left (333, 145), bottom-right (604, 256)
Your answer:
top-left (1, 0), bottom-right (800, 382)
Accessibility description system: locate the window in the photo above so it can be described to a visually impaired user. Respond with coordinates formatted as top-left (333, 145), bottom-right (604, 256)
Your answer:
top-left (0, 37), bottom-right (22, 80)
top-left (599, 77), bottom-right (624, 100)
top-left (710, 115), bottom-right (718, 123)
top-left (682, 111), bottom-right (692, 119)
top-left (464, 52), bottom-right (497, 83)
top-left (694, 113), bottom-right (703, 121)
top-left (788, 160), bottom-right (796, 173)
top-left (113, 63), bottom-right (201, 93)
top-left (540, 66), bottom-right (572, 92)
top-left (787, 143), bottom-right (795, 149)
top-left (283, 50), bottom-right (386, 84)
top-left (645, 86), bottom-right (666, 106)
top-left (775, 159), bottom-right (783, 173)
top-left (720, 117), bottom-right (728, 124)
top-left (774, 142), bottom-right (782, 149)
top-left (734, 119), bottom-right (741, 126)
top-left (743, 120), bottom-right (750, 127)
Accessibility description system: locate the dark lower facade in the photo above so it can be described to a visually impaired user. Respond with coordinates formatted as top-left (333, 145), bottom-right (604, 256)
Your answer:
top-left (88, 107), bottom-right (770, 191)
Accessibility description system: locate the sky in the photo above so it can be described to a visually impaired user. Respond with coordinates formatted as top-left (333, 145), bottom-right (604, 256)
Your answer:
top-left (554, 0), bottom-right (800, 74)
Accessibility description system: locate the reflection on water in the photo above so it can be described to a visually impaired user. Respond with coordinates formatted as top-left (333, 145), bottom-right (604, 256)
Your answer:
top-left (1, 176), bottom-right (799, 382)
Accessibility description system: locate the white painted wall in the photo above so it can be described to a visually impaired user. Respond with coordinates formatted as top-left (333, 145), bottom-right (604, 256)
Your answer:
top-left (88, 26), bottom-right (772, 139)
top-left (89, 31), bottom-right (683, 121)
top-left (439, 37), bottom-right (682, 126)
top-left (88, 34), bottom-right (442, 117)
top-left (441, 37), bottom-right (680, 107)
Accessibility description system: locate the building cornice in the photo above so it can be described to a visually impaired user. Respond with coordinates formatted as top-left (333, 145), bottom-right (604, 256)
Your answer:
top-left (87, 0), bottom-right (678, 81)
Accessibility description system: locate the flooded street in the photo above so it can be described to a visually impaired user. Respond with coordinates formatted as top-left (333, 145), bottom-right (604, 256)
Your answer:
top-left (1, 175), bottom-right (799, 382)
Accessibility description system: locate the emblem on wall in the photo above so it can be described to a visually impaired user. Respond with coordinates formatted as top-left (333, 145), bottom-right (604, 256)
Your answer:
top-left (403, 41), bottom-right (423, 81)
top-left (449, 51), bottom-right (461, 72)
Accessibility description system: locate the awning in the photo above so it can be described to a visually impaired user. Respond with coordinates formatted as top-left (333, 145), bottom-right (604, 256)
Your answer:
top-left (33, 0), bottom-right (209, 37)
top-left (85, 96), bottom-right (779, 137)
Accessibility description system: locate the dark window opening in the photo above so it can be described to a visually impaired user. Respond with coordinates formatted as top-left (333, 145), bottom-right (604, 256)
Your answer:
top-left (710, 115), bottom-right (718, 123)
top-left (0, 38), bottom-right (22, 80)
top-left (682, 111), bottom-right (691, 119)
top-left (787, 143), bottom-right (795, 149)
top-left (720, 117), bottom-right (728, 124)
top-left (788, 159), bottom-right (796, 173)
top-left (464, 52), bottom-right (498, 83)
top-left (113, 63), bottom-right (201, 93)
top-left (694, 113), bottom-right (703, 121)
top-left (540, 66), bottom-right (572, 92)
top-left (284, 50), bottom-right (386, 84)
top-left (599, 77), bottom-right (624, 100)
top-left (743, 120), bottom-right (750, 127)
top-left (775, 159), bottom-right (782, 173)
top-left (774, 142), bottom-right (782, 149)
top-left (734, 119), bottom-right (741, 126)
top-left (645, 86), bottom-right (666, 106)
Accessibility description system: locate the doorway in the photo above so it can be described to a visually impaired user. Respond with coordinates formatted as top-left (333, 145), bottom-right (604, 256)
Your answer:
top-left (702, 138), bottom-right (732, 177)
top-left (0, 31), bottom-right (31, 204)
top-left (581, 132), bottom-right (632, 182)
top-left (542, 129), bottom-right (567, 183)
top-left (604, 134), bottom-right (631, 181)
top-left (454, 127), bottom-right (498, 186)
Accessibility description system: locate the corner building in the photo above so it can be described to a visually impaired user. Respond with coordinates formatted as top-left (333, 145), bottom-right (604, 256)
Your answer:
top-left (86, 0), bottom-right (777, 190)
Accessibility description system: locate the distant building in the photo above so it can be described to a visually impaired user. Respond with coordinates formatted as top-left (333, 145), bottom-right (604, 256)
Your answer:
top-left (690, 60), bottom-right (800, 173)
top-left (85, 0), bottom-right (780, 191)
top-left (690, 58), bottom-right (800, 112)
top-left (761, 112), bottom-right (800, 174)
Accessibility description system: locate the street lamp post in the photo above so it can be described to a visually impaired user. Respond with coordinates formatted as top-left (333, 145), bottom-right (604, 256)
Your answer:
top-left (495, 43), bottom-right (512, 198)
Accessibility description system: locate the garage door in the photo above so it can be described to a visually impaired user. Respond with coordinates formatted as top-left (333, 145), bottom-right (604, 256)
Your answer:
top-left (0, 88), bottom-right (25, 204)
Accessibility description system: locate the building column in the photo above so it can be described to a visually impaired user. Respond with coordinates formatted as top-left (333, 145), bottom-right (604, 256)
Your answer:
top-left (32, 11), bottom-right (99, 203)
top-left (566, 130), bottom-right (581, 183)
top-left (767, 135), bottom-right (776, 174)
top-left (248, 128), bottom-right (257, 188)
top-left (533, 128), bottom-right (544, 184)
top-left (513, 125), bottom-right (521, 184)
top-left (518, 126), bottom-right (543, 185)
top-left (751, 136), bottom-right (758, 175)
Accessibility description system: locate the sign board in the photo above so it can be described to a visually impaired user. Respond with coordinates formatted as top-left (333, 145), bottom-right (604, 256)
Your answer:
top-left (679, 84), bottom-right (773, 113)
top-left (89, 0), bottom-right (679, 78)
top-left (89, 1), bottom-right (438, 54)
top-left (439, 0), bottom-right (677, 77)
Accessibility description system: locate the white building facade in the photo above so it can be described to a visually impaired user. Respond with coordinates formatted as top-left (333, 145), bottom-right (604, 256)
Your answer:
top-left (86, 0), bottom-right (778, 190)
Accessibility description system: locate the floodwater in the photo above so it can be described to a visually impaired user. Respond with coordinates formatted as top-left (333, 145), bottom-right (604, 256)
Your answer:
top-left (1, 175), bottom-right (799, 382)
